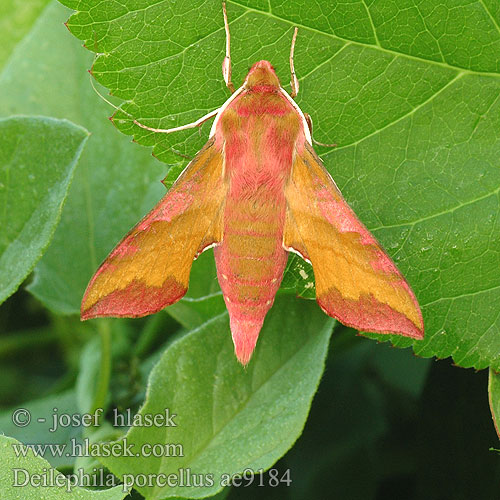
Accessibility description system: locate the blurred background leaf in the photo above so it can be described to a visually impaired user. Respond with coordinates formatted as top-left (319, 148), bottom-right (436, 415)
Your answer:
top-left (0, 0), bottom-right (50, 69)
top-left (0, 116), bottom-right (88, 305)
top-left (0, 390), bottom-right (81, 469)
top-left (0, 435), bottom-right (128, 499)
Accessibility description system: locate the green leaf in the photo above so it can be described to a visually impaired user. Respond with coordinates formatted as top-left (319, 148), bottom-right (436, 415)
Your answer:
top-left (166, 252), bottom-right (226, 329)
top-left (59, 0), bottom-right (500, 370)
top-left (0, 435), bottom-right (128, 500)
top-left (100, 296), bottom-right (333, 499)
top-left (167, 293), bottom-right (226, 330)
top-left (0, 1), bottom-right (169, 314)
top-left (280, 254), bottom-right (316, 299)
top-left (0, 390), bottom-right (82, 469)
top-left (0, 116), bottom-right (88, 305)
top-left (488, 369), bottom-right (500, 440)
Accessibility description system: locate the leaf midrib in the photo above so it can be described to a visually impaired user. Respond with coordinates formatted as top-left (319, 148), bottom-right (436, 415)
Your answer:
top-left (370, 185), bottom-right (500, 234)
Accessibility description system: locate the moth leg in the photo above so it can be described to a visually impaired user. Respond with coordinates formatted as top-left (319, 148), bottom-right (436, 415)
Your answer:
top-left (222, 2), bottom-right (235, 93)
top-left (132, 108), bottom-right (220, 134)
top-left (88, 53), bottom-right (220, 137)
top-left (304, 113), bottom-right (337, 148)
top-left (89, 73), bottom-right (220, 134)
top-left (289, 27), bottom-right (299, 98)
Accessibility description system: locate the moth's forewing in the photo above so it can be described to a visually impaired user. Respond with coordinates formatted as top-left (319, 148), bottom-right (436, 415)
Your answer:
top-left (284, 143), bottom-right (424, 339)
top-left (81, 139), bottom-right (226, 319)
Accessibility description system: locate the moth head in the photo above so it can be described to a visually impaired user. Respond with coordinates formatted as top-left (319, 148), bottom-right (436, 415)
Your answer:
top-left (244, 60), bottom-right (281, 91)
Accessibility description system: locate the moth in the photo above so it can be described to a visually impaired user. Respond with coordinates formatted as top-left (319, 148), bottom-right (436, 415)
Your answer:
top-left (81, 4), bottom-right (424, 364)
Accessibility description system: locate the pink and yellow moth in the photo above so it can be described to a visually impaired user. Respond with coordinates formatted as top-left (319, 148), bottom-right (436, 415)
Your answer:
top-left (81, 4), bottom-right (424, 364)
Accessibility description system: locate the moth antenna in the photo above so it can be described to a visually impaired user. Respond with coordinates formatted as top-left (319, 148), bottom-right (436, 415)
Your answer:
top-left (289, 27), bottom-right (299, 98)
top-left (131, 108), bottom-right (221, 134)
top-left (222, 2), bottom-right (235, 93)
top-left (88, 70), bottom-right (132, 117)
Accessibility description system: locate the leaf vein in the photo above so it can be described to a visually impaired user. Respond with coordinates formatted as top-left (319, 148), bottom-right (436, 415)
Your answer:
top-left (227, 0), bottom-right (500, 75)
top-left (328, 71), bottom-right (464, 153)
top-left (371, 187), bottom-right (499, 232)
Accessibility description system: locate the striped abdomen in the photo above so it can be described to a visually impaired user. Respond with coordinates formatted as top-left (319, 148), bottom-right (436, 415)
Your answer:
top-left (214, 186), bottom-right (288, 364)
top-left (213, 87), bottom-right (302, 363)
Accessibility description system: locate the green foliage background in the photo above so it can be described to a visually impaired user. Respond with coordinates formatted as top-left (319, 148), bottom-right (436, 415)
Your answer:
top-left (1, 0), bottom-right (500, 499)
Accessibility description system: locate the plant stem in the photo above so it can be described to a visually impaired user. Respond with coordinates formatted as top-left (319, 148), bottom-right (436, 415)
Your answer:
top-left (134, 313), bottom-right (164, 358)
top-left (90, 320), bottom-right (112, 422)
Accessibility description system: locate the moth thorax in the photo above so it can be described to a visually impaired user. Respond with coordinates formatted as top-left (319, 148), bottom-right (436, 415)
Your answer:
top-left (244, 60), bottom-right (281, 90)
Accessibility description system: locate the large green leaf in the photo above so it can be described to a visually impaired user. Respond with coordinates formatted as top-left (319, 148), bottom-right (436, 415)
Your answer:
top-left (100, 296), bottom-right (334, 499)
top-left (0, 390), bottom-right (82, 469)
top-left (0, 435), bottom-right (128, 500)
top-left (0, 1), bottom-right (167, 314)
top-left (59, 0), bottom-right (500, 370)
top-left (0, 116), bottom-right (88, 304)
